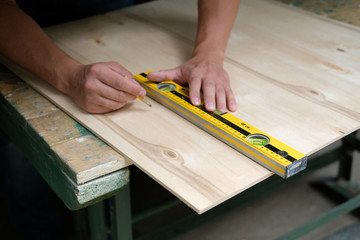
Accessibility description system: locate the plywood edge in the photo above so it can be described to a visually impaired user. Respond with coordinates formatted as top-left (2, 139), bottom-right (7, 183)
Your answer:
top-left (52, 135), bottom-right (132, 184)
top-left (197, 173), bottom-right (273, 214)
top-left (306, 125), bottom-right (360, 156)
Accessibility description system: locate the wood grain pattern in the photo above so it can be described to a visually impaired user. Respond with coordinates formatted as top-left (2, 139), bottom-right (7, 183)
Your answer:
top-left (2, 0), bottom-right (360, 213)
top-left (124, 0), bottom-right (360, 154)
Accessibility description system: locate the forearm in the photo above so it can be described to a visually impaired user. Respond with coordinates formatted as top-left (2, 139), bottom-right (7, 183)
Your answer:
top-left (194, 0), bottom-right (240, 60)
top-left (143, 0), bottom-right (241, 112)
top-left (0, 1), bottom-right (145, 114)
top-left (0, 0), bottom-right (81, 95)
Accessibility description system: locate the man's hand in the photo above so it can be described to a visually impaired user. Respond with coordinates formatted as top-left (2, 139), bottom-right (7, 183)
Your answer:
top-left (148, 0), bottom-right (240, 113)
top-left (67, 62), bottom-right (146, 113)
top-left (147, 56), bottom-right (237, 113)
top-left (0, 1), bottom-right (146, 114)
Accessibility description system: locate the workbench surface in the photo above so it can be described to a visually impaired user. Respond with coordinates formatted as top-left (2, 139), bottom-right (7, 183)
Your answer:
top-left (0, 65), bottom-right (130, 210)
top-left (1, 0), bottom-right (360, 213)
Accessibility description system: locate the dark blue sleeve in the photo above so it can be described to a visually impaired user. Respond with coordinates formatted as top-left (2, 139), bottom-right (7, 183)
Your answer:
top-left (16, 0), bottom-right (135, 27)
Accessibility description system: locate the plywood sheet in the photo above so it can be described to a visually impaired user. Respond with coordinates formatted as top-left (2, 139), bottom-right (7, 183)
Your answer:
top-left (2, 0), bottom-right (360, 213)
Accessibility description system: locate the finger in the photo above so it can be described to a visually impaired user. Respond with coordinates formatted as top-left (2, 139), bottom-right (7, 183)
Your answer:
top-left (215, 88), bottom-right (227, 113)
top-left (78, 94), bottom-right (126, 113)
top-left (147, 69), bottom-right (181, 82)
top-left (109, 67), bottom-right (143, 89)
top-left (99, 68), bottom-right (146, 97)
top-left (80, 101), bottom-right (116, 114)
top-left (226, 88), bottom-right (237, 112)
top-left (106, 61), bottom-right (133, 79)
top-left (98, 96), bottom-right (127, 111)
top-left (83, 104), bottom-right (112, 114)
top-left (202, 80), bottom-right (216, 112)
top-left (98, 83), bottom-right (137, 102)
top-left (188, 77), bottom-right (202, 106)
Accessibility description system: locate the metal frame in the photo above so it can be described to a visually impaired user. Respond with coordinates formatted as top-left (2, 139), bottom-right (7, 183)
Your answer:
top-left (275, 131), bottom-right (360, 239)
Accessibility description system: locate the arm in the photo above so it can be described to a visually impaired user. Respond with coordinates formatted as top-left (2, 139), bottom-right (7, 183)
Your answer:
top-left (0, 0), bottom-right (146, 113)
top-left (148, 0), bottom-right (240, 112)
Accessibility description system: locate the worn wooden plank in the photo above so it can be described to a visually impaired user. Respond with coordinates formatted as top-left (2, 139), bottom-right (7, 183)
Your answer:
top-left (0, 71), bottom-right (55, 120)
top-left (2, 0), bottom-right (360, 213)
top-left (0, 78), bottom-right (130, 209)
top-left (53, 135), bottom-right (129, 184)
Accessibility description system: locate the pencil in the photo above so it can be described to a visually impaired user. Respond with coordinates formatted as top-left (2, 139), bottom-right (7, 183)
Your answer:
top-left (137, 96), bottom-right (152, 107)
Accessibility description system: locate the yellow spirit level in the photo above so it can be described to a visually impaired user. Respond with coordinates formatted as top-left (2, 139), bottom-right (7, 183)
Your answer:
top-left (134, 71), bottom-right (307, 178)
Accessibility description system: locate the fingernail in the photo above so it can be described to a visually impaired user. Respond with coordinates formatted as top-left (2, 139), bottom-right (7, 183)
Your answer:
top-left (147, 72), bottom-right (155, 80)
top-left (192, 97), bottom-right (200, 106)
top-left (229, 103), bottom-right (237, 112)
top-left (206, 102), bottom-right (215, 111)
top-left (138, 89), bottom-right (146, 96)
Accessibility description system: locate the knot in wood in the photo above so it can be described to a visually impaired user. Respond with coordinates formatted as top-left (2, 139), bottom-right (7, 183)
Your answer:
top-left (309, 89), bottom-right (319, 96)
top-left (163, 149), bottom-right (178, 159)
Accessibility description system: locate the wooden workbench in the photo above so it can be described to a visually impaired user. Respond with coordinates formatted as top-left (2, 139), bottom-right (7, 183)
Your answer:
top-left (0, 63), bottom-right (133, 239)
top-left (4, 0), bottom-right (359, 214)
top-left (0, 0), bottom-right (360, 239)
top-left (0, 64), bottom-right (130, 210)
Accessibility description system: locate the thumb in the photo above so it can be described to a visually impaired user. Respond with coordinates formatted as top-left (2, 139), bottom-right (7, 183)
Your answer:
top-left (147, 68), bottom-right (181, 82)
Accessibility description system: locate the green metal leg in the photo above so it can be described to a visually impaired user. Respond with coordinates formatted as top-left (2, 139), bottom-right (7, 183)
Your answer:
top-left (74, 208), bottom-right (90, 240)
top-left (337, 131), bottom-right (357, 180)
top-left (88, 201), bottom-right (107, 240)
top-left (275, 193), bottom-right (360, 240)
top-left (77, 184), bottom-right (132, 240)
top-left (275, 132), bottom-right (360, 240)
top-left (109, 184), bottom-right (133, 240)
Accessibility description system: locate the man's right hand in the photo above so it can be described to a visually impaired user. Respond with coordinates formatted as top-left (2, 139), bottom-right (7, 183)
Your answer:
top-left (66, 61), bottom-right (146, 113)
